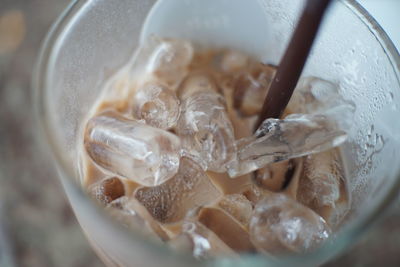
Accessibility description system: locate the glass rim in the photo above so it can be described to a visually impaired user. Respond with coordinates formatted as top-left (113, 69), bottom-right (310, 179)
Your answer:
top-left (33, 0), bottom-right (400, 265)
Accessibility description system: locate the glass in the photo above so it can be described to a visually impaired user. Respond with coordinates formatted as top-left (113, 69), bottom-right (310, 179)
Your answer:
top-left (33, 0), bottom-right (400, 266)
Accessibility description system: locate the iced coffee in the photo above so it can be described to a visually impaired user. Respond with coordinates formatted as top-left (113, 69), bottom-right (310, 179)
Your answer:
top-left (78, 36), bottom-right (355, 259)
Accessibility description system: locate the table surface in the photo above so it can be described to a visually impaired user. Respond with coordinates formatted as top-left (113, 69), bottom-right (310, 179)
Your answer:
top-left (0, 1), bottom-right (399, 266)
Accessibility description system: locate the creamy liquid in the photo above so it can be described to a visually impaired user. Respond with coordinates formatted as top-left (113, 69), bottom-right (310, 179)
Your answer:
top-left (78, 42), bottom-right (350, 257)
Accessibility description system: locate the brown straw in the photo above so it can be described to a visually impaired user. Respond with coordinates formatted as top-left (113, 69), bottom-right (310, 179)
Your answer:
top-left (255, 0), bottom-right (333, 130)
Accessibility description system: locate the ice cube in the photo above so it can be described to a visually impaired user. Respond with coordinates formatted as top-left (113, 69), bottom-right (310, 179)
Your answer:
top-left (233, 63), bottom-right (277, 116)
top-left (106, 196), bottom-right (169, 242)
top-left (98, 69), bottom-right (134, 113)
top-left (135, 158), bottom-right (221, 223)
top-left (228, 109), bottom-right (351, 177)
top-left (132, 37), bottom-right (194, 88)
top-left (198, 207), bottom-right (255, 252)
top-left (250, 193), bottom-right (331, 255)
top-left (243, 184), bottom-right (269, 206)
top-left (84, 111), bottom-right (181, 186)
top-left (217, 194), bottom-right (253, 226)
top-left (177, 92), bottom-right (236, 172)
top-left (133, 82), bottom-right (180, 129)
top-left (170, 220), bottom-right (236, 259)
top-left (298, 150), bottom-right (342, 207)
top-left (297, 149), bottom-right (349, 226)
top-left (220, 50), bottom-right (250, 73)
top-left (168, 233), bottom-right (194, 254)
top-left (88, 177), bottom-right (125, 205)
top-left (226, 107), bottom-right (256, 140)
top-left (287, 77), bottom-right (354, 115)
top-left (323, 196), bottom-right (349, 228)
top-left (177, 73), bottom-right (219, 100)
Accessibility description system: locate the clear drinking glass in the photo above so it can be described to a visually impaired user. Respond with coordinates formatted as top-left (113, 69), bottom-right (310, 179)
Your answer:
top-left (34, 0), bottom-right (400, 266)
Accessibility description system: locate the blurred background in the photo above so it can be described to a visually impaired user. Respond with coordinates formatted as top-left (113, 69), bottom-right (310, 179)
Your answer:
top-left (0, 0), bottom-right (399, 266)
